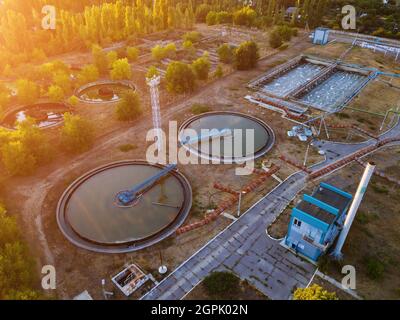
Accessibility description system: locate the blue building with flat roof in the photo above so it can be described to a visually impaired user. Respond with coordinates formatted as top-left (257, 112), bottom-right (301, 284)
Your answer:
top-left (312, 27), bottom-right (330, 45)
top-left (283, 182), bottom-right (353, 262)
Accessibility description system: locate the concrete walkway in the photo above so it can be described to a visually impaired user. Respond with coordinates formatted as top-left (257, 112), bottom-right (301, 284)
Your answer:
top-left (142, 119), bottom-right (400, 300)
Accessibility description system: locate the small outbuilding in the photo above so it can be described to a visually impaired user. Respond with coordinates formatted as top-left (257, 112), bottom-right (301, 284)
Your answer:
top-left (283, 182), bottom-right (353, 262)
top-left (312, 27), bottom-right (330, 45)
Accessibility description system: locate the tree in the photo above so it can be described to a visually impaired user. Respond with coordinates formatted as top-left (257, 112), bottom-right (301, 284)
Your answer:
top-left (217, 44), bottom-right (235, 63)
top-left (110, 58), bottom-right (132, 80)
top-left (16, 79), bottom-right (39, 105)
top-left (146, 66), bottom-right (160, 79)
top-left (107, 50), bottom-right (118, 67)
top-left (234, 41), bottom-right (259, 70)
top-left (165, 61), bottom-right (196, 94)
top-left (294, 285), bottom-right (338, 300)
top-left (115, 90), bottom-right (142, 121)
top-left (269, 28), bottom-right (283, 48)
top-left (195, 4), bottom-right (212, 23)
top-left (214, 64), bottom-right (224, 78)
top-left (206, 11), bottom-right (217, 25)
top-left (92, 44), bottom-right (108, 75)
top-left (77, 64), bottom-right (99, 85)
top-left (164, 43), bottom-right (176, 59)
top-left (183, 40), bottom-right (196, 57)
top-left (61, 113), bottom-right (94, 153)
top-left (0, 83), bottom-right (10, 111)
top-left (47, 85), bottom-right (65, 102)
top-left (68, 95), bottom-right (80, 107)
top-left (53, 71), bottom-right (71, 93)
top-left (183, 31), bottom-right (201, 43)
top-left (1, 141), bottom-right (37, 176)
top-left (192, 54), bottom-right (211, 80)
top-left (152, 44), bottom-right (166, 61)
top-left (233, 6), bottom-right (257, 26)
top-left (126, 47), bottom-right (139, 62)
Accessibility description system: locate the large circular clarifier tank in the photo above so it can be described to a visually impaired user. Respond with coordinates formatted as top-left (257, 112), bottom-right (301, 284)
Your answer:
top-left (179, 111), bottom-right (275, 163)
top-left (57, 161), bottom-right (192, 253)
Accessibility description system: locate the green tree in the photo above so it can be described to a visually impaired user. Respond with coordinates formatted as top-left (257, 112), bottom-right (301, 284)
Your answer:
top-left (206, 11), bottom-right (217, 25)
top-left (1, 140), bottom-right (36, 176)
top-left (16, 79), bottom-right (40, 105)
top-left (235, 41), bottom-right (259, 70)
top-left (294, 285), bottom-right (338, 300)
top-left (183, 31), bottom-right (201, 43)
top-left (183, 40), bottom-right (196, 57)
top-left (68, 95), bottom-right (80, 107)
top-left (115, 90), bottom-right (142, 121)
top-left (192, 54), bottom-right (211, 80)
top-left (92, 44), bottom-right (108, 75)
top-left (195, 4), bottom-right (212, 23)
top-left (217, 43), bottom-right (235, 63)
top-left (233, 6), bottom-right (257, 26)
top-left (107, 50), bottom-right (118, 67)
top-left (61, 113), bottom-right (94, 153)
top-left (126, 47), bottom-right (139, 62)
top-left (214, 64), bottom-right (224, 78)
top-left (152, 44), bottom-right (166, 61)
top-left (146, 66), bottom-right (160, 79)
top-left (164, 43), bottom-right (177, 59)
top-left (47, 85), bottom-right (65, 102)
top-left (53, 71), bottom-right (71, 93)
top-left (77, 64), bottom-right (99, 85)
top-left (165, 61), bottom-right (196, 94)
top-left (269, 28), bottom-right (283, 48)
top-left (110, 58), bottom-right (132, 80)
top-left (0, 83), bottom-right (10, 111)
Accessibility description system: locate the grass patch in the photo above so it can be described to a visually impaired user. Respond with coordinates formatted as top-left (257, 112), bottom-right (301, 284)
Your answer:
top-left (118, 144), bottom-right (137, 152)
top-left (371, 183), bottom-right (389, 195)
top-left (191, 103), bottom-right (210, 115)
top-left (364, 256), bottom-right (385, 280)
top-left (203, 271), bottom-right (240, 299)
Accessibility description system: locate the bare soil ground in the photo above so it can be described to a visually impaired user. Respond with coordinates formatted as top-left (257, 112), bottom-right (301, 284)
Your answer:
top-left (310, 275), bottom-right (355, 300)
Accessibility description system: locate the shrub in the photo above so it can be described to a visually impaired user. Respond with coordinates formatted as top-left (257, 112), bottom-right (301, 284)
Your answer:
top-left (165, 61), bottom-right (196, 94)
top-left (16, 79), bottom-right (40, 105)
top-left (110, 58), bottom-right (132, 80)
top-left (195, 4), bottom-right (212, 23)
top-left (183, 40), bottom-right (196, 57)
top-left (92, 44), bottom-right (108, 75)
top-left (192, 54), bottom-right (211, 80)
top-left (68, 95), bottom-right (79, 107)
top-left (77, 64), bottom-right (99, 85)
top-left (61, 113), bottom-right (94, 153)
top-left (191, 103), bottom-right (210, 115)
top-left (216, 11), bottom-right (232, 24)
top-left (152, 45), bottom-right (165, 61)
top-left (47, 85), bottom-right (65, 102)
top-left (276, 25), bottom-right (293, 42)
top-left (164, 43), bottom-right (177, 59)
top-left (1, 141), bottom-right (36, 176)
top-left (206, 11), bottom-right (217, 26)
top-left (233, 6), bottom-right (256, 26)
top-left (269, 29), bottom-right (283, 48)
top-left (183, 31), bottom-right (201, 43)
top-left (126, 47), bottom-right (139, 62)
top-left (107, 51), bottom-right (118, 67)
top-left (146, 66), bottom-right (160, 79)
top-left (294, 285), bottom-right (338, 300)
top-left (214, 64), bottom-right (224, 78)
top-left (203, 272), bottom-right (240, 299)
top-left (234, 41), bottom-right (259, 70)
top-left (278, 43), bottom-right (289, 51)
top-left (217, 44), bottom-right (235, 63)
top-left (115, 90), bottom-right (142, 121)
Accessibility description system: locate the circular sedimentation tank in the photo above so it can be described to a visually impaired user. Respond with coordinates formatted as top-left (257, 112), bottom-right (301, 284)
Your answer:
top-left (179, 111), bottom-right (275, 163)
top-left (0, 102), bottom-right (71, 130)
top-left (57, 161), bottom-right (192, 253)
top-left (75, 80), bottom-right (135, 103)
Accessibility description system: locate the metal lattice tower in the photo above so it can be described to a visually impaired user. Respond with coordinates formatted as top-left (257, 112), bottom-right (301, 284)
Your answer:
top-left (147, 75), bottom-right (163, 151)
